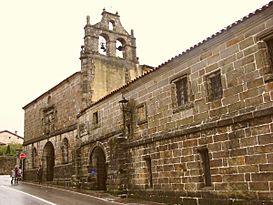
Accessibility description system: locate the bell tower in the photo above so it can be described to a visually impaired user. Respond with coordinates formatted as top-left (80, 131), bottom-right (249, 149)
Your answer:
top-left (80, 10), bottom-right (143, 107)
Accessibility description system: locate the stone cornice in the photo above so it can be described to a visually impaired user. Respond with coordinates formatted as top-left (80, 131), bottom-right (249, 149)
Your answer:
top-left (79, 129), bottom-right (123, 147)
top-left (23, 124), bottom-right (77, 146)
top-left (125, 106), bottom-right (273, 148)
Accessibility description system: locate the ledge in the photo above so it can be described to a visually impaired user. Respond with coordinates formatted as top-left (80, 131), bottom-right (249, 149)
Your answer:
top-left (126, 106), bottom-right (273, 148)
top-left (80, 129), bottom-right (123, 147)
top-left (23, 124), bottom-right (77, 146)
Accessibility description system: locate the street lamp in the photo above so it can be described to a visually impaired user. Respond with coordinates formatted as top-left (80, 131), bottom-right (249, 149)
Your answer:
top-left (118, 96), bottom-right (130, 138)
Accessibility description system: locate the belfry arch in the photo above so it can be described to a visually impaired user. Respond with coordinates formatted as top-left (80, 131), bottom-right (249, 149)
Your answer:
top-left (89, 145), bottom-right (107, 190)
top-left (116, 38), bottom-right (126, 58)
top-left (98, 34), bottom-right (109, 55)
top-left (42, 141), bottom-right (55, 181)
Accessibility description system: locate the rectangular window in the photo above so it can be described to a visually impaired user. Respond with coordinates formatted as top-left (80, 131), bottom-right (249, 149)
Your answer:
top-left (265, 37), bottom-right (273, 71)
top-left (93, 111), bottom-right (99, 125)
top-left (175, 76), bottom-right (188, 106)
top-left (207, 70), bottom-right (223, 101)
top-left (82, 80), bottom-right (88, 93)
top-left (144, 156), bottom-right (153, 188)
top-left (136, 103), bottom-right (147, 124)
top-left (43, 107), bottom-right (56, 135)
top-left (198, 148), bottom-right (212, 187)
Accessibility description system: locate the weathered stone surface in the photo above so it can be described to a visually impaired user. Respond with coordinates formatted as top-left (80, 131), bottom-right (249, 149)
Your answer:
top-left (23, 5), bottom-right (273, 205)
top-left (0, 156), bottom-right (16, 175)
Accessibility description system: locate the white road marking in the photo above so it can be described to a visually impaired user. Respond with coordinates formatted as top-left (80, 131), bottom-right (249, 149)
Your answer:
top-left (1, 186), bottom-right (57, 205)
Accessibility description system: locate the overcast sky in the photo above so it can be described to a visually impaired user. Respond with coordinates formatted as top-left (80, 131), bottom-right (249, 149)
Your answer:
top-left (0, 0), bottom-right (271, 137)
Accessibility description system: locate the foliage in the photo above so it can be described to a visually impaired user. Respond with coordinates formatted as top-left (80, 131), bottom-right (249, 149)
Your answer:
top-left (5, 145), bottom-right (10, 155)
top-left (0, 144), bottom-right (22, 156)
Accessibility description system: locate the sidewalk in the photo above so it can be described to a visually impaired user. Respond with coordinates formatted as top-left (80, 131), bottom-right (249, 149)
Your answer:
top-left (23, 181), bottom-right (165, 205)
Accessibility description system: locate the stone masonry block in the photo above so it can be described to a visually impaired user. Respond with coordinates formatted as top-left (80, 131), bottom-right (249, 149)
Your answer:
top-left (245, 154), bottom-right (266, 165)
top-left (183, 139), bottom-right (198, 147)
top-left (238, 165), bottom-right (258, 173)
top-left (228, 156), bottom-right (245, 166)
top-left (234, 55), bottom-right (254, 68)
top-left (220, 45), bottom-right (239, 59)
top-left (251, 173), bottom-right (273, 181)
top-left (258, 134), bottom-right (273, 145)
top-left (240, 137), bottom-right (258, 147)
top-left (219, 167), bottom-right (238, 175)
top-left (248, 144), bottom-right (273, 155)
top-left (239, 37), bottom-right (255, 50)
top-left (243, 44), bottom-right (258, 56)
top-left (249, 182), bottom-right (269, 191)
top-left (259, 164), bottom-right (273, 172)
top-left (226, 36), bottom-right (244, 47)
top-left (223, 174), bottom-right (245, 182)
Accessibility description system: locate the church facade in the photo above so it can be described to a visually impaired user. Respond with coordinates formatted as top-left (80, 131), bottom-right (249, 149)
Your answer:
top-left (23, 3), bottom-right (273, 204)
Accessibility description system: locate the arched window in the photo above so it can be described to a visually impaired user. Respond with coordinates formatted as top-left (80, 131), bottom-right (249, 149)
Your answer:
top-left (109, 20), bottom-right (115, 31)
top-left (32, 148), bottom-right (38, 168)
top-left (98, 35), bottom-right (109, 55)
top-left (116, 38), bottom-right (125, 58)
top-left (62, 138), bottom-right (69, 164)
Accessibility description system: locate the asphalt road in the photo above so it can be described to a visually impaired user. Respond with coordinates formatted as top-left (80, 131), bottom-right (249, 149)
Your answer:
top-left (0, 175), bottom-right (126, 205)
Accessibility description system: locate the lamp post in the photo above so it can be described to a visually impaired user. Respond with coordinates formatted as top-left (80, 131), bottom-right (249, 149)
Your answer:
top-left (118, 96), bottom-right (129, 138)
top-left (117, 96), bottom-right (131, 194)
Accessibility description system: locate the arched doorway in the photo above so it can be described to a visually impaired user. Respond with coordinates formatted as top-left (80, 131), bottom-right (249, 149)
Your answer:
top-left (89, 146), bottom-right (107, 190)
top-left (42, 141), bottom-right (55, 181)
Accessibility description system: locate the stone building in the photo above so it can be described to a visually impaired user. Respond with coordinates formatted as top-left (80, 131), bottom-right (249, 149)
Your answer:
top-left (23, 2), bottom-right (273, 205)
top-left (22, 10), bottom-right (150, 183)
top-left (0, 130), bottom-right (23, 145)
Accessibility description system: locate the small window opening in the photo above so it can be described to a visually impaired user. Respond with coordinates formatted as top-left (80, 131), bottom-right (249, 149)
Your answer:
top-left (32, 148), bottom-right (38, 168)
top-left (207, 70), bottom-right (223, 101)
top-left (93, 112), bottom-right (99, 125)
top-left (47, 96), bottom-right (52, 104)
top-left (175, 76), bottom-right (188, 106)
top-left (109, 21), bottom-right (114, 31)
top-left (265, 37), bottom-right (273, 72)
top-left (136, 103), bottom-right (147, 124)
top-left (82, 80), bottom-right (88, 93)
top-left (144, 156), bottom-right (153, 188)
top-left (62, 138), bottom-right (69, 164)
top-left (198, 148), bottom-right (212, 187)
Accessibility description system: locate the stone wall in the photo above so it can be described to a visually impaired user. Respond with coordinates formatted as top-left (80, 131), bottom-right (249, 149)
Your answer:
top-left (24, 129), bottom-right (77, 178)
top-left (22, 3), bottom-right (273, 204)
top-left (0, 156), bottom-right (16, 175)
top-left (78, 4), bottom-right (273, 204)
top-left (23, 72), bottom-right (81, 143)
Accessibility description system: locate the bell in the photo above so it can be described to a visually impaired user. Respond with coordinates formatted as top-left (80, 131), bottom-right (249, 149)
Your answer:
top-left (117, 46), bottom-right (123, 51)
top-left (100, 42), bottom-right (106, 50)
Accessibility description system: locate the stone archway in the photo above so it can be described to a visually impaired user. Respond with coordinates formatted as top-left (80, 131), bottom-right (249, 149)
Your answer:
top-left (42, 141), bottom-right (55, 181)
top-left (89, 146), bottom-right (107, 190)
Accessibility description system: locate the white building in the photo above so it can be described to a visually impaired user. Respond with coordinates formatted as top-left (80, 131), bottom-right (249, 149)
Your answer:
top-left (0, 130), bottom-right (24, 145)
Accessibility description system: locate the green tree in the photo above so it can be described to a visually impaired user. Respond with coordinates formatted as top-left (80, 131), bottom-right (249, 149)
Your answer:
top-left (5, 145), bottom-right (11, 155)
top-left (0, 144), bottom-right (22, 156)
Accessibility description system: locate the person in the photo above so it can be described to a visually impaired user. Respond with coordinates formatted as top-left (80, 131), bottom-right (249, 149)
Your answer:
top-left (10, 168), bottom-right (15, 184)
top-left (15, 166), bottom-right (20, 184)
top-left (37, 165), bottom-right (42, 184)
top-left (18, 167), bottom-right (22, 181)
